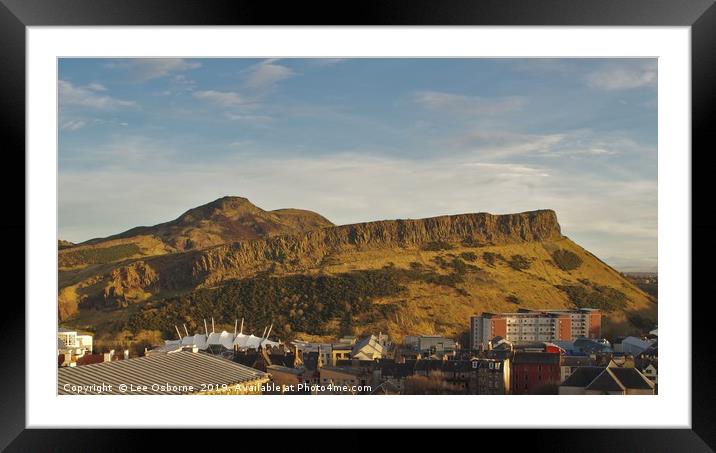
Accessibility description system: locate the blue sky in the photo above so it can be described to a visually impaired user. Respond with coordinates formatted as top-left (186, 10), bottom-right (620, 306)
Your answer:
top-left (58, 58), bottom-right (657, 271)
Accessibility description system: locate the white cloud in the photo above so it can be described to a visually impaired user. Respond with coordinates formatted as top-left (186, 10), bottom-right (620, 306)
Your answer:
top-left (106, 58), bottom-right (201, 80)
top-left (453, 128), bottom-right (653, 161)
top-left (60, 135), bottom-right (175, 169)
top-left (193, 90), bottom-right (246, 106)
top-left (245, 59), bottom-right (295, 90)
top-left (60, 119), bottom-right (87, 131)
top-left (59, 80), bottom-right (136, 110)
top-left (224, 113), bottom-right (272, 123)
top-left (86, 83), bottom-right (107, 92)
top-left (585, 63), bottom-right (657, 90)
top-left (414, 91), bottom-right (527, 115)
top-left (458, 130), bottom-right (566, 157)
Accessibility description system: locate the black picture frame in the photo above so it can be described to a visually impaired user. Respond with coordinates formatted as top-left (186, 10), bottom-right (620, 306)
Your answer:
top-left (2, 0), bottom-right (713, 450)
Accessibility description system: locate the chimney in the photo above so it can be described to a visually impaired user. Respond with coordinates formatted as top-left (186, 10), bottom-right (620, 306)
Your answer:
top-left (124, 349), bottom-right (130, 360)
top-left (293, 344), bottom-right (301, 368)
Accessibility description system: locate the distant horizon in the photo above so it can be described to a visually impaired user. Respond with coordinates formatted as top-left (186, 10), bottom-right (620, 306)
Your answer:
top-left (59, 58), bottom-right (657, 272)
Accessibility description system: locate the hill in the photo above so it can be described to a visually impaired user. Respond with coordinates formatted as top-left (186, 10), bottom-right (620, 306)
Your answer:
top-left (59, 196), bottom-right (334, 271)
top-left (58, 199), bottom-right (657, 347)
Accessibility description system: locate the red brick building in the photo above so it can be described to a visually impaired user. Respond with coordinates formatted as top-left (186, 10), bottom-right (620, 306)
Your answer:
top-left (510, 351), bottom-right (562, 395)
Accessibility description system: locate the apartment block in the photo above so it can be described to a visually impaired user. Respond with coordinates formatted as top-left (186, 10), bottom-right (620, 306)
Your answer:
top-left (470, 308), bottom-right (601, 350)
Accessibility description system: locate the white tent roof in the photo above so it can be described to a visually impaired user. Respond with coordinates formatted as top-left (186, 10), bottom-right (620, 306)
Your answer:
top-left (207, 332), bottom-right (222, 345)
top-left (231, 333), bottom-right (280, 350)
top-left (260, 338), bottom-right (280, 348)
top-left (219, 331), bottom-right (235, 349)
top-left (176, 334), bottom-right (208, 350)
top-left (233, 333), bottom-right (249, 347)
top-left (245, 335), bottom-right (262, 349)
top-left (166, 336), bottom-right (209, 350)
top-left (164, 327), bottom-right (280, 352)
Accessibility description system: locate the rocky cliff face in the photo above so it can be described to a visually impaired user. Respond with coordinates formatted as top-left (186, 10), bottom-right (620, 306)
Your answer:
top-left (103, 209), bottom-right (563, 295)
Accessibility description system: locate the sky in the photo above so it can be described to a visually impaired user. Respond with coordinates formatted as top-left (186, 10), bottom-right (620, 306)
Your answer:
top-left (58, 58), bottom-right (657, 272)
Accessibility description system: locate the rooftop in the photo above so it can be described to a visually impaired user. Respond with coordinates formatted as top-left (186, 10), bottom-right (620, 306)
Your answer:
top-left (561, 356), bottom-right (596, 367)
top-left (561, 366), bottom-right (655, 392)
top-left (58, 350), bottom-right (268, 395)
top-left (608, 367), bottom-right (655, 390)
top-left (267, 364), bottom-right (303, 375)
top-left (561, 366), bottom-right (605, 387)
top-left (320, 366), bottom-right (368, 376)
top-left (512, 352), bottom-right (561, 365)
top-left (586, 369), bottom-right (626, 392)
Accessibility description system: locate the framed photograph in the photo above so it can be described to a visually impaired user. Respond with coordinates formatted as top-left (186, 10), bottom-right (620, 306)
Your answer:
top-left (4, 0), bottom-right (714, 449)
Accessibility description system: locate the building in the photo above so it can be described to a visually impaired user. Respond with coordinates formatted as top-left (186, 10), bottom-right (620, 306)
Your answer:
top-left (294, 350), bottom-right (323, 386)
top-left (404, 335), bottom-right (456, 354)
top-left (510, 352), bottom-right (562, 395)
top-left (407, 360), bottom-right (473, 394)
top-left (636, 343), bottom-right (657, 386)
top-left (351, 334), bottom-right (388, 361)
top-left (160, 328), bottom-right (280, 354)
top-left (641, 363), bottom-right (658, 385)
top-left (473, 358), bottom-right (511, 395)
top-left (484, 337), bottom-right (513, 360)
top-left (554, 338), bottom-right (611, 355)
top-left (292, 341), bottom-right (333, 368)
top-left (74, 349), bottom-right (129, 367)
top-left (470, 308), bottom-right (601, 349)
top-left (330, 344), bottom-right (353, 366)
top-left (58, 328), bottom-right (78, 349)
top-left (614, 336), bottom-right (655, 355)
top-left (58, 328), bottom-right (95, 367)
top-left (58, 328), bottom-right (93, 353)
top-left (559, 365), bottom-right (655, 395)
top-left (58, 348), bottom-right (269, 395)
top-left (319, 366), bottom-right (372, 394)
top-left (558, 366), bottom-right (605, 394)
top-left (291, 334), bottom-right (388, 367)
top-left (560, 355), bottom-right (597, 382)
top-left (374, 360), bottom-right (416, 393)
top-left (265, 365), bottom-right (308, 393)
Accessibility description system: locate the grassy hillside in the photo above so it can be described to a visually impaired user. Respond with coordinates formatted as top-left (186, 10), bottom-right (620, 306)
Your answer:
top-left (64, 236), bottom-right (656, 343)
